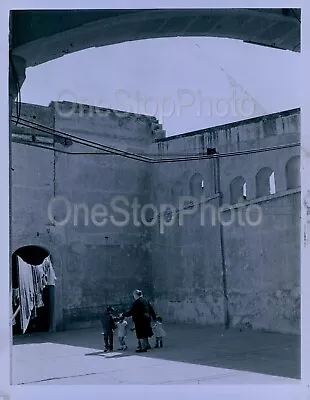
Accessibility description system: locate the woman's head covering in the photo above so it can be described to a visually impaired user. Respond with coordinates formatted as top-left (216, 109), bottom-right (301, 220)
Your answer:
top-left (133, 289), bottom-right (142, 299)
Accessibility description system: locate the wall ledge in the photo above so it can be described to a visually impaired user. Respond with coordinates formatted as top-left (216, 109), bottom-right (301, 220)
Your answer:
top-left (222, 188), bottom-right (300, 212)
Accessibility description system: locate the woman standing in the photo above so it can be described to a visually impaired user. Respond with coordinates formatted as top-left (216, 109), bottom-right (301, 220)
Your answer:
top-left (122, 289), bottom-right (154, 352)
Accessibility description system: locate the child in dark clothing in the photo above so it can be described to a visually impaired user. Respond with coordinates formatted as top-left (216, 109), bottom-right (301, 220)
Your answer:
top-left (101, 306), bottom-right (116, 352)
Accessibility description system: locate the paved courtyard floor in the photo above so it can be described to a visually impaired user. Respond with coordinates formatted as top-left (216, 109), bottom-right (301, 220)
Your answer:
top-left (12, 323), bottom-right (300, 385)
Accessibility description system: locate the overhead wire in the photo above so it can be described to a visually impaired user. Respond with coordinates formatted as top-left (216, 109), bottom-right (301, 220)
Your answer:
top-left (11, 140), bottom-right (105, 155)
top-left (12, 116), bottom-right (151, 163)
top-left (12, 138), bottom-right (300, 216)
top-left (11, 117), bottom-right (300, 216)
top-left (11, 115), bottom-right (300, 164)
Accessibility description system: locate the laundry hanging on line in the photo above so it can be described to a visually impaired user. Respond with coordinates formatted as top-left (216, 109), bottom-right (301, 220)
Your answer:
top-left (17, 256), bottom-right (35, 333)
top-left (14, 255), bottom-right (57, 334)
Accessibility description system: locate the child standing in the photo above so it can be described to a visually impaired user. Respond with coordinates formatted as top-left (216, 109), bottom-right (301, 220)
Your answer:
top-left (100, 306), bottom-right (116, 352)
top-left (116, 314), bottom-right (128, 350)
top-left (153, 316), bottom-right (165, 348)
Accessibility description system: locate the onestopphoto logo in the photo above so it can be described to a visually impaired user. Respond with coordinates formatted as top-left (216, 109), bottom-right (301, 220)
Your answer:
top-left (54, 87), bottom-right (258, 123)
top-left (47, 195), bottom-right (263, 234)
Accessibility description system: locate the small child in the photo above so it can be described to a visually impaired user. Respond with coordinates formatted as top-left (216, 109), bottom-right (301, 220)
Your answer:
top-left (100, 306), bottom-right (116, 352)
top-left (153, 316), bottom-right (166, 348)
top-left (116, 314), bottom-right (128, 350)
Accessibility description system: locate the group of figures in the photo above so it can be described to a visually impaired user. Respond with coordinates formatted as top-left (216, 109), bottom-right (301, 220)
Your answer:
top-left (101, 289), bottom-right (165, 353)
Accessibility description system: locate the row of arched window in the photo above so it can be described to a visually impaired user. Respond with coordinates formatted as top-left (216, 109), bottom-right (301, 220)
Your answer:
top-left (178, 155), bottom-right (300, 205)
top-left (230, 155), bottom-right (300, 204)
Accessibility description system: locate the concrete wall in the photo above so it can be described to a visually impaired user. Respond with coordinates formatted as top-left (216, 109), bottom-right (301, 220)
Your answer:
top-left (11, 102), bottom-right (156, 330)
top-left (149, 155), bottom-right (224, 325)
top-left (223, 191), bottom-right (300, 334)
top-left (150, 108), bottom-right (300, 334)
top-left (11, 103), bottom-right (65, 331)
top-left (53, 103), bottom-right (153, 329)
top-left (11, 103), bottom-right (300, 334)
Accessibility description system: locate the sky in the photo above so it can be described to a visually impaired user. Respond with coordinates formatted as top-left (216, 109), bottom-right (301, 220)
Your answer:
top-left (21, 36), bottom-right (301, 136)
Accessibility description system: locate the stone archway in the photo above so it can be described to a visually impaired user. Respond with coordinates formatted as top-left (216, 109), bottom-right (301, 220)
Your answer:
top-left (12, 245), bottom-right (55, 335)
top-left (11, 9), bottom-right (300, 69)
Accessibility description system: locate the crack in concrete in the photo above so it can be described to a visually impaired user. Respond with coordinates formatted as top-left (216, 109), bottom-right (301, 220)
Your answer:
top-left (17, 356), bottom-right (169, 385)
top-left (18, 370), bottom-right (121, 385)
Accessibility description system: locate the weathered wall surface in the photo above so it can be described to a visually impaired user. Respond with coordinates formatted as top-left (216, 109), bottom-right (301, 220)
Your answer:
top-left (11, 103), bottom-right (66, 331)
top-left (153, 109), bottom-right (299, 156)
top-left (11, 102), bottom-right (155, 330)
top-left (51, 101), bottom-right (163, 151)
top-left (149, 156), bottom-right (224, 326)
top-left (150, 108), bottom-right (300, 334)
top-left (223, 191), bottom-right (300, 334)
top-left (150, 200), bottom-right (225, 325)
top-left (54, 102), bottom-right (156, 328)
top-left (11, 103), bottom-right (300, 334)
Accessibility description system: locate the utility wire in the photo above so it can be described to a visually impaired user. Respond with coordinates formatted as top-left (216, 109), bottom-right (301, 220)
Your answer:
top-left (11, 140), bottom-right (113, 156)
top-left (12, 125), bottom-right (300, 215)
top-left (12, 116), bottom-right (300, 164)
top-left (12, 139), bottom-right (300, 215)
top-left (152, 142), bottom-right (299, 163)
top-left (12, 116), bottom-right (150, 163)
top-left (14, 136), bottom-right (299, 160)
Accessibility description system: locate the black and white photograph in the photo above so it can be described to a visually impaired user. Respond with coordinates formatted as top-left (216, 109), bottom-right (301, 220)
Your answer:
top-left (5, 5), bottom-right (304, 389)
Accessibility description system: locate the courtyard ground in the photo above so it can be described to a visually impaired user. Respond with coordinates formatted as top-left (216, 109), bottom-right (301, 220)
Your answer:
top-left (12, 323), bottom-right (300, 385)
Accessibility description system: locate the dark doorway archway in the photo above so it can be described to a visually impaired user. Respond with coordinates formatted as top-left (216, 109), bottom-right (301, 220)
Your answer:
top-left (12, 245), bottom-right (54, 335)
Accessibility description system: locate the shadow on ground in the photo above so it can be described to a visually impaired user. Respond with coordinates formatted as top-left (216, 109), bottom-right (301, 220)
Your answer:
top-left (13, 323), bottom-right (300, 379)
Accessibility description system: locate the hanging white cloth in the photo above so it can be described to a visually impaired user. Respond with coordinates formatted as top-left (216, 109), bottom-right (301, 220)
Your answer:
top-left (17, 256), bottom-right (35, 333)
top-left (13, 254), bottom-right (56, 333)
top-left (46, 265), bottom-right (57, 285)
top-left (43, 256), bottom-right (57, 286)
top-left (32, 265), bottom-right (45, 308)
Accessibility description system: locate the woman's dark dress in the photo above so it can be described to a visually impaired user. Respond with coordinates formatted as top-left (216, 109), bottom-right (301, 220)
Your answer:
top-left (123, 297), bottom-right (154, 339)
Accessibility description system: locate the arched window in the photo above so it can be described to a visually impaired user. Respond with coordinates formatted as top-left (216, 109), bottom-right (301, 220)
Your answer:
top-left (286, 156), bottom-right (300, 189)
top-left (256, 167), bottom-right (276, 197)
top-left (190, 173), bottom-right (204, 198)
top-left (230, 176), bottom-right (247, 204)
